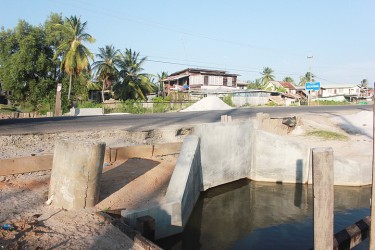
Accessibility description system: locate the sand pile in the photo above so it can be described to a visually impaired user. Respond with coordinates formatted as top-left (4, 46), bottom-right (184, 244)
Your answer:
top-left (332, 110), bottom-right (373, 137)
top-left (181, 96), bottom-right (233, 112)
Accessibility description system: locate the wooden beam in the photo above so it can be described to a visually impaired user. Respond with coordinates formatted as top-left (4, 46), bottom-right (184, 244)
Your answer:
top-left (312, 147), bottom-right (334, 250)
top-left (0, 155), bottom-right (53, 176)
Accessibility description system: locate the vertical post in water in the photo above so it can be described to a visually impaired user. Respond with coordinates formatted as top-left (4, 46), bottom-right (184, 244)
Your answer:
top-left (312, 147), bottom-right (334, 250)
top-left (370, 83), bottom-right (375, 250)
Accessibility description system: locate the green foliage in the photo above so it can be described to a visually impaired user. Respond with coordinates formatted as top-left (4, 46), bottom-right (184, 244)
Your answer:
top-left (114, 49), bottom-right (153, 100)
top-left (77, 101), bottom-right (102, 108)
top-left (105, 100), bottom-right (146, 114)
top-left (246, 78), bottom-right (264, 90)
top-left (283, 76), bottom-right (295, 84)
top-left (260, 67), bottom-right (275, 86)
top-left (0, 19), bottom-right (57, 110)
top-left (306, 130), bottom-right (348, 140)
top-left (299, 72), bottom-right (315, 86)
top-left (311, 100), bottom-right (349, 105)
top-left (53, 15), bottom-right (95, 100)
top-left (221, 94), bottom-right (235, 107)
top-left (265, 101), bottom-right (279, 106)
top-left (91, 45), bottom-right (121, 102)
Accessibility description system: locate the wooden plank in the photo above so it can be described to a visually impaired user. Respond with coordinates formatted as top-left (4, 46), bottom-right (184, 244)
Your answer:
top-left (312, 147), bottom-right (334, 250)
top-left (0, 155), bottom-right (53, 176)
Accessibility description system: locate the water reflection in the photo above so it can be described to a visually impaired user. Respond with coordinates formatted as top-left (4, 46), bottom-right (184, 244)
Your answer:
top-left (157, 179), bottom-right (371, 250)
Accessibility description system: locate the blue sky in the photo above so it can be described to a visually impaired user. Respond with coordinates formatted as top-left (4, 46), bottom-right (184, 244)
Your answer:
top-left (1, 0), bottom-right (374, 86)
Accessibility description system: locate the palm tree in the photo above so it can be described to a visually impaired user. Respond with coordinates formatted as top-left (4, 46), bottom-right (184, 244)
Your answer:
top-left (54, 16), bottom-right (95, 100)
top-left (157, 71), bottom-right (168, 97)
top-left (91, 45), bottom-right (120, 102)
top-left (299, 72), bottom-right (315, 86)
top-left (283, 76), bottom-right (294, 84)
top-left (260, 67), bottom-right (275, 86)
top-left (114, 49), bottom-right (153, 100)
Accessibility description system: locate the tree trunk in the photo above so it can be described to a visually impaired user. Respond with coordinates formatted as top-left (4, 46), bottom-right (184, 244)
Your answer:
top-left (68, 74), bottom-right (72, 100)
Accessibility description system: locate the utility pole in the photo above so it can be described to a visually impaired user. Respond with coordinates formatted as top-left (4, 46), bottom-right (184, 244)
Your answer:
top-left (307, 55), bottom-right (313, 106)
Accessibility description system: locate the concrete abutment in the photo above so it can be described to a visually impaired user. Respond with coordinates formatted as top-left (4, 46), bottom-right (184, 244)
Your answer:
top-left (122, 120), bottom-right (371, 240)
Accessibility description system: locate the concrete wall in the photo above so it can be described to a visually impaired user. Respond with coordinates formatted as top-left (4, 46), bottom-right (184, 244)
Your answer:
top-left (193, 122), bottom-right (254, 190)
top-left (70, 108), bottom-right (103, 116)
top-left (122, 136), bottom-right (202, 240)
top-left (232, 96), bottom-right (269, 107)
top-left (251, 131), bottom-right (311, 184)
top-left (122, 120), bottom-right (371, 240)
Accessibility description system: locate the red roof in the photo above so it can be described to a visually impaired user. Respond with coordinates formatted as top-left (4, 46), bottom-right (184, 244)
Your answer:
top-left (279, 81), bottom-right (296, 90)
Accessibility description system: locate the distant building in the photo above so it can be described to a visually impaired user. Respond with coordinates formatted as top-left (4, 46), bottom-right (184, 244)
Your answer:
top-left (236, 81), bottom-right (251, 89)
top-left (161, 68), bottom-right (238, 95)
top-left (317, 85), bottom-right (371, 102)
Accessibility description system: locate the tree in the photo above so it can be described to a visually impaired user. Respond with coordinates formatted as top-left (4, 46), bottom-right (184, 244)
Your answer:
top-left (260, 67), bottom-right (275, 86)
top-left (157, 71), bottom-right (168, 97)
top-left (299, 72), bottom-right (315, 86)
top-left (283, 76), bottom-right (295, 84)
top-left (53, 16), bottom-right (95, 100)
top-left (0, 20), bottom-right (56, 109)
top-left (359, 79), bottom-right (368, 88)
top-left (246, 79), bottom-right (263, 90)
top-left (114, 49), bottom-right (153, 100)
top-left (91, 45), bottom-right (120, 102)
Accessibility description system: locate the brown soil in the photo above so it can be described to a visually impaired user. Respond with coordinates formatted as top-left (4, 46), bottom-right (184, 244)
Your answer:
top-left (0, 153), bottom-right (177, 249)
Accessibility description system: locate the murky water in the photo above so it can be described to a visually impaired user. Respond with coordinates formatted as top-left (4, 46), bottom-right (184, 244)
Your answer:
top-left (157, 179), bottom-right (371, 250)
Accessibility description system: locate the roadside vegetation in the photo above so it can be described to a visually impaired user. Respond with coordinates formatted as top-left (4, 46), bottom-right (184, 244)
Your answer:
top-left (0, 14), bottom-right (370, 116)
top-left (0, 13), bottom-right (162, 115)
top-left (311, 100), bottom-right (350, 106)
top-left (306, 130), bottom-right (348, 140)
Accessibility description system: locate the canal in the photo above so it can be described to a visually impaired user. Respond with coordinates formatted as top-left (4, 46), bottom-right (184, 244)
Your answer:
top-left (157, 179), bottom-right (371, 249)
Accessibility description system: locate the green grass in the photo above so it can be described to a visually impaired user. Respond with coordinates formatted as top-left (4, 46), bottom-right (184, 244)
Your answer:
top-left (306, 130), bottom-right (348, 140)
top-left (311, 100), bottom-right (349, 106)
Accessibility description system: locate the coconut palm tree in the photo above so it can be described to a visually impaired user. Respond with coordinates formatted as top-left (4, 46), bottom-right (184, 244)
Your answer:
top-left (283, 76), bottom-right (295, 84)
top-left (260, 67), bottom-right (275, 86)
top-left (91, 45), bottom-right (120, 102)
top-left (299, 72), bottom-right (315, 86)
top-left (114, 49), bottom-right (153, 100)
top-left (54, 16), bottom-right (95, 100)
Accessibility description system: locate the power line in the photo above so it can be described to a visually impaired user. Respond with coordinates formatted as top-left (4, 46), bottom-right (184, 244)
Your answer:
top-left (55, 0), bottom-right (304, 57)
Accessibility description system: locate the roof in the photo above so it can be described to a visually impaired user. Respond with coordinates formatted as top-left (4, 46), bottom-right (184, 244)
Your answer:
top-left (321, 85), bottom-right (359, 89)
top-left (164, 68), bottom-right (239, 79)
top-left (161, 73), bottom-right (189, 82)
top-left (279, 81), bottom-right (296, 90)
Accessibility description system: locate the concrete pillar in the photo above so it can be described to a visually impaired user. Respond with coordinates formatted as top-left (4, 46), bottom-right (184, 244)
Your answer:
top-left (48, 139), bottom-right (106, 210)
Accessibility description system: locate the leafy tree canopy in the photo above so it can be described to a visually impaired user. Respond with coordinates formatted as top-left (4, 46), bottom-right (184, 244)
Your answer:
top-left (260, 67), bottom-right (275, 85)
top-left (0, 19), bottom-right (57, 108)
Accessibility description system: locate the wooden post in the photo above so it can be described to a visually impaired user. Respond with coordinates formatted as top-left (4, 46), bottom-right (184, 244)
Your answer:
top-left (54, 83), bottom-right (62, 116)
top-left (370, 83), bottom-right (375, 250)
top-left (312, 147), bottom-right (334, 250)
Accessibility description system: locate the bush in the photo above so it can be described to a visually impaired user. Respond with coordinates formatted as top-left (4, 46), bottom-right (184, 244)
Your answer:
top-left (311, 100), bottom-right (349, 106)
top-left (77, 101), bottom-right (102, 108)
top-left (221, 94), bottom-right (235, 107)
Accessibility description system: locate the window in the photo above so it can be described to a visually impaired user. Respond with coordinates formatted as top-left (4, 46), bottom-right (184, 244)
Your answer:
top-left (204, 76), bottom-right (208, 85)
